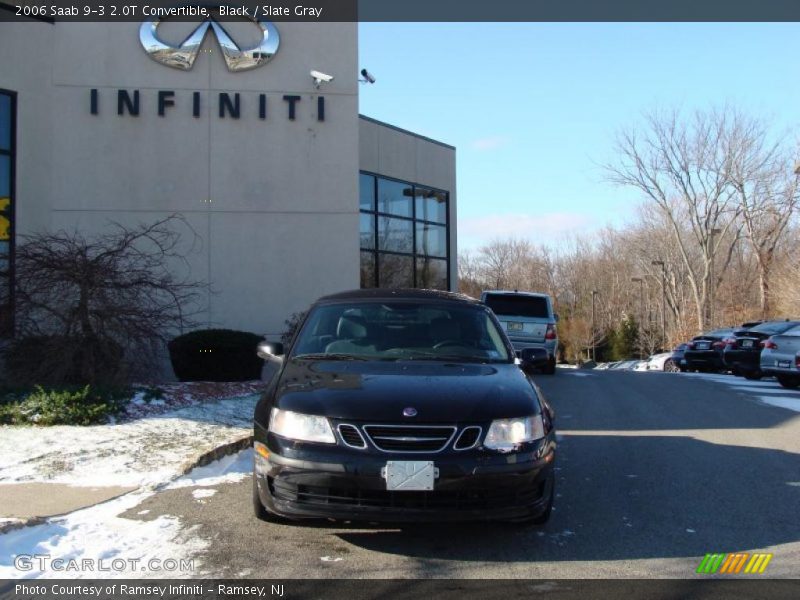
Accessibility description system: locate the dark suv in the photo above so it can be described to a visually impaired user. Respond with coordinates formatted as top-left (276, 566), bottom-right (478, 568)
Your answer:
top-left (252, 289), bottom-right (556, 524)
top-left (723, 320), bottom-right (800, 379)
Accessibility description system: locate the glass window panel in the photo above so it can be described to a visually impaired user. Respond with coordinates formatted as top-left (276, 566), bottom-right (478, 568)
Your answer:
top-left (416, 258), bottom-right (448, 290)
top-left (415, 222), bottom-right (447, 258)
top-left (0, 94), bottom-right (10, 152)
top-left (359, 173), bottom-right (375, 211)
top-left (0, 258), bottom-right (7, 272)
top-left (0, 241), bottom-right (8, 255)
top-left (415, 188), bottom-right (447, 224)
top-left (0, 155), bottom-right (9, 197)
top-left (378, 253), bottom-right (413, 289)
top-left (360, 213), bottom-right (375, 250)
top-left (360, 251), bottom-right (376, 288)
top-left (378, 216), bottom-right (413, 253)
top-left (377, 178), bottom-right (412, 217)
top-left (0, 215), bottom-right (9, 242)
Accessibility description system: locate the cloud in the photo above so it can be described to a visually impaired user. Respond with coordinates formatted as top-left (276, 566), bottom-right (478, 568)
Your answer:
top-left (469, 136), bottom-right (509, 151)
top-left (458, 212), bottom-right (596, 249)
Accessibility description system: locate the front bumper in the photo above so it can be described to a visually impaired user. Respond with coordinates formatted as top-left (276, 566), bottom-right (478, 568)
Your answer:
top-left (254, 429), bottom-right (556, 522)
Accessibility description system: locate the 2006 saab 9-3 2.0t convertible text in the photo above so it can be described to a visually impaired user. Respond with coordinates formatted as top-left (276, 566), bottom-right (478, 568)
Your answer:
top-left (252, 289), bottom-right (557, 525)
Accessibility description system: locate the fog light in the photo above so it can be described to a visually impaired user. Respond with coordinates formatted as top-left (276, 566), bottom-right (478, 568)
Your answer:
top-left (254, 441), bottom-right (270, 460)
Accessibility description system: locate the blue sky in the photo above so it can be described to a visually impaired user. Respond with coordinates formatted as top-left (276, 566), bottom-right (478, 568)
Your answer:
top-left (357, 23), bottom-right (800, 251)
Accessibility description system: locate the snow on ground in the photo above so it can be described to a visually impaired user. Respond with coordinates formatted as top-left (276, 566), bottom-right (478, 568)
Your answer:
top-left (681, 372), bottom-right (800, 413)
top-left (167, 448), bottom-right (252, 489)
top-left (0, 449), bottom-right (254, 579)
top-left (0, 394), bottom-right (259, 488)
top-left (0, 488), bottom-right (206, 579)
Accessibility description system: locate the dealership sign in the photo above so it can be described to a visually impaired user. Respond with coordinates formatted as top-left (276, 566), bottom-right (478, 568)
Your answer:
top-left (90, 12), bottom-right (326, 122)
top-left (139, 15), bottom-right (280, 71)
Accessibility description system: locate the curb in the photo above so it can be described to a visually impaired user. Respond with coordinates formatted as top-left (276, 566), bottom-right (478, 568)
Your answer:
top-left (0, 435), bottom-right (254, 536)
top-left (174, 434), bottom-right (253, 479)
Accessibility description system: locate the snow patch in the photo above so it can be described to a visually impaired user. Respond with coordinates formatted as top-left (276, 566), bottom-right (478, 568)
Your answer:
top-left (167, 449), bottom-right (252, 489)
top-left (0, 491), bottom-right (205, 579)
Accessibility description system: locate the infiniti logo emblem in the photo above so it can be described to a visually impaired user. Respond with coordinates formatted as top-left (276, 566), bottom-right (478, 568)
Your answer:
top-left (139, 11), bottom-right (280, 72)
top-left (403, 407), bottom-right (418, 418)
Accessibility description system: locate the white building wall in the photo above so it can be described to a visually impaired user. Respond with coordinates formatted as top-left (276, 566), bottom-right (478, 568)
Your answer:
top-left (358, 116), bottom-right (458, 290)
top-left (1, 19), bottom-right (360, 338)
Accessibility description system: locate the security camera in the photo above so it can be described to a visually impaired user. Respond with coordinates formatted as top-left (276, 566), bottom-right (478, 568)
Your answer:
top-left (310, 70), bottom-right (334, 88)
top-left (360, 68), bottom-right (376, 84)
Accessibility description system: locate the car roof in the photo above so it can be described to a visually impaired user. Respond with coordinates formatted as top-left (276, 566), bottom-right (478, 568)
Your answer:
top-left (315, 288), bottom-right (481, 305)
top-left (482, 290), bottom-right (551, 298)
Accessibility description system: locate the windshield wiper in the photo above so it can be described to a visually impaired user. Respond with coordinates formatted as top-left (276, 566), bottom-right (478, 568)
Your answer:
top-left (293, 353), bottom-right (369, 361)
top-left (397, 353), bottom-right (496, 363)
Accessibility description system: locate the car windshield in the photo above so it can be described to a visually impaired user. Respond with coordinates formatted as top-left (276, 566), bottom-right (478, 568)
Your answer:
top-left (483, 293), bottom-right (549, 318)
top-left (291, 301), bottom-right (511, 363)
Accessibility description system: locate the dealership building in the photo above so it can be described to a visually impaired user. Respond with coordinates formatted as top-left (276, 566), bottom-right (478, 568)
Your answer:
top-left (0, 14), bottom-right (457, 342)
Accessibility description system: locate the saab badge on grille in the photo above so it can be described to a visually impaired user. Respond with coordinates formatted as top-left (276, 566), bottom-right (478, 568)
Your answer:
top-left (403, 407), bottom-right (418, 417)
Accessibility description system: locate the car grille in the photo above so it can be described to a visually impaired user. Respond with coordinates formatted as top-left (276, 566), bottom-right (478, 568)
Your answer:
top-left (453, 426), bottom-right (482, 450)
top-left (337, 424), bottom-right (366, 449)
top-left (362, 425), bottom-right (457, 453)
top-left (270, 479), bottom-right (545, 511)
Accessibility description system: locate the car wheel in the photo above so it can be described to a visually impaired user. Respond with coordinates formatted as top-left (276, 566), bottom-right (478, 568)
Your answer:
top-left (777, 375), bottom-right (800, 390)
top-left (530, 477), bottom-right (555, 525)
top-left (542, 358), bottom-right (556, 375)
top-left (744, 371), bottom-right (763, 381)
top-left (664, 360), bottom-right (678, 372)
top-left (253, 472), bottom-right (280, 522)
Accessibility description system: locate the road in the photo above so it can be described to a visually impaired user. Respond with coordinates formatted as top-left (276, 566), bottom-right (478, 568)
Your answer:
top-left (125, 369), bottom-right (800, 578)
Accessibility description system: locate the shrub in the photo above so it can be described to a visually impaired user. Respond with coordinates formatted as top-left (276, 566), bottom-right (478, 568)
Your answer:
top-left (168, 329), bottom-right (264, 382)
top-left (0, 385), bottom-right (129, 426)
top-left (4, 335), bottom-right (125, 386)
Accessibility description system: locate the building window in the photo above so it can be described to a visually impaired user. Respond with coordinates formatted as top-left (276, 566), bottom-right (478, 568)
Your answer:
top-left (359, 172), bottom-right (450, 290)
top-left (0, 90), bottom-right (14, 337)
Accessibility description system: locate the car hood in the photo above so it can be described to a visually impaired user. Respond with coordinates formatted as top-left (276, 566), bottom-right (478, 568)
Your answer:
top-left (271, 359), bottom-right (540, 422)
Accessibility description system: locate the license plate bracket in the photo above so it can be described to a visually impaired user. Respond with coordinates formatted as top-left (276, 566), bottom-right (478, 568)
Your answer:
top-left (382, 461), bottom-right (438, 491)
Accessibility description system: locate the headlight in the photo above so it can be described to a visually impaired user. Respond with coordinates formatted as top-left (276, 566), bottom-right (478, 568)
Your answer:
top-left (484, 415), bottom-right (545, 450)
top-left (269, 408), bottom-right (335, 444)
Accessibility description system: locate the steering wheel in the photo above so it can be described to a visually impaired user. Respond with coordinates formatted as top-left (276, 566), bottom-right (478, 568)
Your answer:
top-left (433, 340), bottom-right (464, 349)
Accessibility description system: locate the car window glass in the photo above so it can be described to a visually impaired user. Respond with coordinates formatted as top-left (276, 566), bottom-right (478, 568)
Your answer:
top-left (484, 294), bottom-right (549, 318)
top-left (292, 302), bottom-right (511, 362)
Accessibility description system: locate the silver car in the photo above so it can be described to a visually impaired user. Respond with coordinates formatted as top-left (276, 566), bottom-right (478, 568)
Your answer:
top-left (481, 290), bottom-right (558, 374)
top-left (760, 324), bottom-right (800, 389)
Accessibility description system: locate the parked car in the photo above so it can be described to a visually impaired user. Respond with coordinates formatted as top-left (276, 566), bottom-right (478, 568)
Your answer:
top-left (760, 324), bottom-right (800, 389)
top-left (646, 352), bottom-right (676, 371)
top-left (252, 289), bottom-right (557, 524)
top-left (633, 360), bottom-right (649, 371)
top-left (722, 320), bottom-right (800, 380)
top-left (670, 343), bottom-right (689, 372)
top-left (480, 290), bottom-right (558, 375)
top-left (683, 328), bottom-right (738, 373)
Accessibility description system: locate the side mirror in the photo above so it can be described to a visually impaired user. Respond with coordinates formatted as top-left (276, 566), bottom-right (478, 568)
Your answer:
top-left (553, 313), bottom-right (560, 322)
top-left (257, 341), bottom-right (284, 361)
top-left (520, 347), bottom-right (548, 370)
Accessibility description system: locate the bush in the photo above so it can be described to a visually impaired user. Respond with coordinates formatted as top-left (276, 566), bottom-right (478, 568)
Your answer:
top-left (0, 385), bottom-right (129, 426)
top-left (168, 329), bottom-right (264, 382)
top-left (4, 335), bottom-right (125, 386)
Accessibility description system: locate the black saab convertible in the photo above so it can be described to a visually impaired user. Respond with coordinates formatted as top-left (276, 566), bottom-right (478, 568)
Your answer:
top-left (252, 289), bottom-right (556, 525)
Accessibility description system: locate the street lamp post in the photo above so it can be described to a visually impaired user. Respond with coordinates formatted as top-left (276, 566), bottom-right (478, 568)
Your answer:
top-left (652, 260), bottom-right (667, 349)
top-left (709, 228), bottom-right (722, 328)
top-left (631, 277), bottom-right (645, 359)
top-left (591, 290), bottom-right (599, 362)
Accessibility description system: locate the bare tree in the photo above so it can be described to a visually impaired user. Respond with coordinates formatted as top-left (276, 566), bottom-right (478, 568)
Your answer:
top-left (726, 118), bottom-right (799, 317)
top-left (11, 214), bottom-right (206, 383)
top-left (606, 107), bottom-right (744, 331)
